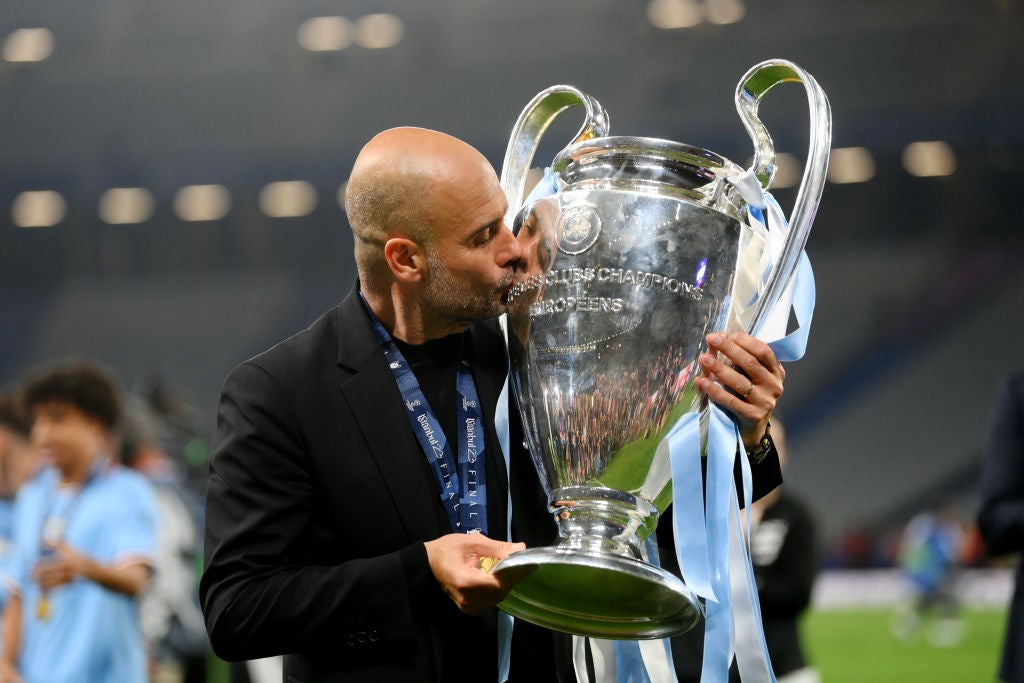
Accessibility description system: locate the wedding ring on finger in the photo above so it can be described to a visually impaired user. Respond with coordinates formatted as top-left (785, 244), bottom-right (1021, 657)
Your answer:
top-left (743, 381), bottom-right (755, 398)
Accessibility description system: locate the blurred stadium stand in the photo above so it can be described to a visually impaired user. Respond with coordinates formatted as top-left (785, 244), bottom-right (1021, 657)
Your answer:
top-left (1, 0), bottom-right (1023, 559)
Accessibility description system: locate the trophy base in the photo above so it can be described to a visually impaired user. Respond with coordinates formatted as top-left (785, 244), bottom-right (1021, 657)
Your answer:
top-left (492, 547), bottom-right (702, 639)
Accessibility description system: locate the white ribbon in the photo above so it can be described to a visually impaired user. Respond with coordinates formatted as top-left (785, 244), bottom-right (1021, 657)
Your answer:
top-left (496, 314), bottom-right (515, 683)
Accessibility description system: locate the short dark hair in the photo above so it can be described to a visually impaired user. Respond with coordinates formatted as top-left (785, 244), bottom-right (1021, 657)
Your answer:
top-left (0, 392), bottom-right (31, 439)
top-left (22, 360), bottom-right (122, 433)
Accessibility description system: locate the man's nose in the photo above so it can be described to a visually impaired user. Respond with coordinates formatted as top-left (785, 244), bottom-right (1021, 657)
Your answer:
top-left (497, 223), bottom-right (523, 269)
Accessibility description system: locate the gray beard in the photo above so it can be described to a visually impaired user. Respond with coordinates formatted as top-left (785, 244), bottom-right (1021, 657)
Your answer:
top-left (423, 250), bottom-right (506, 326)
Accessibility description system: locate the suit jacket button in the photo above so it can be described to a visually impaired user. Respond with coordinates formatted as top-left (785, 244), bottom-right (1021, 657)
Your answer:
top-left (369, 630), bottom-right (380, 642)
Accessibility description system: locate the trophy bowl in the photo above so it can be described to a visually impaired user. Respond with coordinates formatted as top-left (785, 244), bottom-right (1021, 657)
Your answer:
top-left (493, 60), bottom-right (831, 639)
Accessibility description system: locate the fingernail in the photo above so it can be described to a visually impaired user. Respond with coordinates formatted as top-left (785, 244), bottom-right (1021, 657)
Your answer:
top-left (708, 333), bottom-right (724, 345)
top-left (699, 353), bottom-right (714, 366)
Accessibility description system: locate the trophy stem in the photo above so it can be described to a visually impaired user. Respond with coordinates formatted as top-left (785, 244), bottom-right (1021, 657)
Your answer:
top-left (551, 485), bottom-right (658, 558)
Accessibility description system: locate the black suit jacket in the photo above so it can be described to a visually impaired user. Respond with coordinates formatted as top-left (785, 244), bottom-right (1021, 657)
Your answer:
top-left (200, 286), bottom-right (562, 682)
top-left (978, 369), bottom-right (1024, 683)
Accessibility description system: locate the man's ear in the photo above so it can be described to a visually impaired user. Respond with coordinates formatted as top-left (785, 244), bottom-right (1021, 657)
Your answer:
top-left (383, 237), bottom-right (427, 283)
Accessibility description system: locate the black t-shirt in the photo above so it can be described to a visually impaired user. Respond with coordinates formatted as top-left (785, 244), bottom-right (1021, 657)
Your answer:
top-left (393, 332), bottom-right (570, 682)
top-left (394, 333), bottom-right (464, 534)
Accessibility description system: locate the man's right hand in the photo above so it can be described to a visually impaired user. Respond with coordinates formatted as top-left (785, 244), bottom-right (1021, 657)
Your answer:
top-left (424, 534), bottom-right (527, 615)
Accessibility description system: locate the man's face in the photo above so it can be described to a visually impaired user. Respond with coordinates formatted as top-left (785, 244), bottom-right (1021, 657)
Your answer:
top-left (420, 162), bottom-right (522, 326)
top-left (31, 402), bottom-right (107, 474)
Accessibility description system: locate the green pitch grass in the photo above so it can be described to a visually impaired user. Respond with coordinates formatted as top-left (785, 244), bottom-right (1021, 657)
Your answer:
top-left (802, 608), bottom-right (1007, 683)
top-left (207, 608), bottom-right (1008, 682)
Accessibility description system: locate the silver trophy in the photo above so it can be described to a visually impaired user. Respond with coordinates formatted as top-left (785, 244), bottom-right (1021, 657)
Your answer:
top-left (493, 60), bottom-right (831, 639)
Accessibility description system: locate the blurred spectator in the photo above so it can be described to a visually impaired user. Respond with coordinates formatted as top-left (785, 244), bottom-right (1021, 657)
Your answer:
top-left (121, 395), bottom-right (207, 683)
top-left (978, 368), bottom-right (1024, 682)
top-left (0, 391), bottom-right (43, 628)
top-left (136, 376), bottom-right (211, 497)
top-left (0, 360), bottom-right (159, 683)
top-left (891, 501), bottom-right (966, 646)
top-left (0, 392), bottom-right (42, 547)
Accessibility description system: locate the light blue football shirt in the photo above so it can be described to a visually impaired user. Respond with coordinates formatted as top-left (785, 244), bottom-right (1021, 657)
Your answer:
top-left (6, 464), bottom-right (158, 683)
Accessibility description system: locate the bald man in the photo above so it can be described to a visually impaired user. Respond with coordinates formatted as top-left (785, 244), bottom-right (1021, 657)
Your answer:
top-left (200, 128), bottom-right (571, 682)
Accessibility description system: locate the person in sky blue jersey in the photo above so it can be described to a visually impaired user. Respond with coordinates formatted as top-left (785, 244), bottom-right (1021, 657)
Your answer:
top-left (0, 361), bottom-right (158, 683)
top-left (0, 392), bottom-right (40, 568)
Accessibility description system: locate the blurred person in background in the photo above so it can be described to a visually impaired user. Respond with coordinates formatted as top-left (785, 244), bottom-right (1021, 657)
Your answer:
top-left (0, 360), bottom-right (159, 683)
top-left (978, 368), bottom-right (1024, 683)
top-left (136, 377), bottom-right (213, 500)
top-left (121, 395), bottom-right (207, 683)
top-left (891, 499), bottom-right (966, 647)
top-left (0, 393), bottom-right (43, 551)
top-left (0, 391), bottom-right (44, 647)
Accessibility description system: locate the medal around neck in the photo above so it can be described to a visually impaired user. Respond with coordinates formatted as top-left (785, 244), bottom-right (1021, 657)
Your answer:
top-left (493, 59), bottom-right (831, 639)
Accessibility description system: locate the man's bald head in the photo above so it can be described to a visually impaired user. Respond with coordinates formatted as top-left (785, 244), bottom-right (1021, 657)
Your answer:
top-left (344, 127), bottom-right (497, 285)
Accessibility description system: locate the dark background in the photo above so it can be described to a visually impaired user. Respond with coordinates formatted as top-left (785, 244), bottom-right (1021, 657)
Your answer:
top-left (2, 0), bottom-right (1022, 558)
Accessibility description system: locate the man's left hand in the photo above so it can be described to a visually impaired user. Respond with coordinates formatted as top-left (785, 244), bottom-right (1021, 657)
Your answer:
top-left (695, 332), bottom-right (785, 449)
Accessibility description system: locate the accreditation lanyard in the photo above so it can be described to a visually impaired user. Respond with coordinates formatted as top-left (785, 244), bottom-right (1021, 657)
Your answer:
top-left (36, 457), bottom-right (108, 620)
top-left (39, 457), bottom-right (108, 552)
top-left (363, 303), bottom-right (489, 535)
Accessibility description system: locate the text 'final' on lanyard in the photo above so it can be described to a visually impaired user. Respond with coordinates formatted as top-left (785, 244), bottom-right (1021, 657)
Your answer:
top-left (361, 295), bottom-right (489, 535)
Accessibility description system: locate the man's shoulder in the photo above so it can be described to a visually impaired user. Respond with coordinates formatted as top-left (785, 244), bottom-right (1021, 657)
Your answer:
top-left (249, 305), bottom-right (342, 369)
top-left (220, 292), bottom-right (373, 400)
top-left (227, 302), bottom-right (361, 397)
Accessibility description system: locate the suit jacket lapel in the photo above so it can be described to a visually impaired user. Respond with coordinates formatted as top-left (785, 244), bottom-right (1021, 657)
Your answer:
top-left (334, 287), bottom-right (443, 542)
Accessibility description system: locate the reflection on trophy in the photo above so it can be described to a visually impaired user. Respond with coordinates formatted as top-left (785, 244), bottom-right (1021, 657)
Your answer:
top-left (492, 60), bottom-right (831, 639)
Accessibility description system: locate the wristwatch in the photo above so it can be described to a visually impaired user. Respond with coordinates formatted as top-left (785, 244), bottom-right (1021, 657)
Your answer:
top-left (746, 421), bottom-right (775, 465)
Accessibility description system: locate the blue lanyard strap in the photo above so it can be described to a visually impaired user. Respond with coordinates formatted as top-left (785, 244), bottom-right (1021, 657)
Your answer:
top-left (361, 297), bottom-right (488, 535)
top-left (40, 457), bottom-right (109, 551)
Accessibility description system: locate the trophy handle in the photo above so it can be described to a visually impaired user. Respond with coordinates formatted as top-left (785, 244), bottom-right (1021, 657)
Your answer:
top-left (735, 59), bottom-right (832, 334)
top-left (500, 85), bottom-right (610, 227)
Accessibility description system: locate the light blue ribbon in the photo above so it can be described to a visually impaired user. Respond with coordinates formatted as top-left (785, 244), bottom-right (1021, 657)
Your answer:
top-left (747, 194), bottom-right (816, 363)
top-left (496, 367), bottom-right (514, 682)
top-left (523, 167), bottom-right (559, 207)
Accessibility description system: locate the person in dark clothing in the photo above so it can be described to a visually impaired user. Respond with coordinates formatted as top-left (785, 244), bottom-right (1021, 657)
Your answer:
top-left (978, 369), bottom-right (1024, 683)
top-left (744, 492), bottom-right (819, 679)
